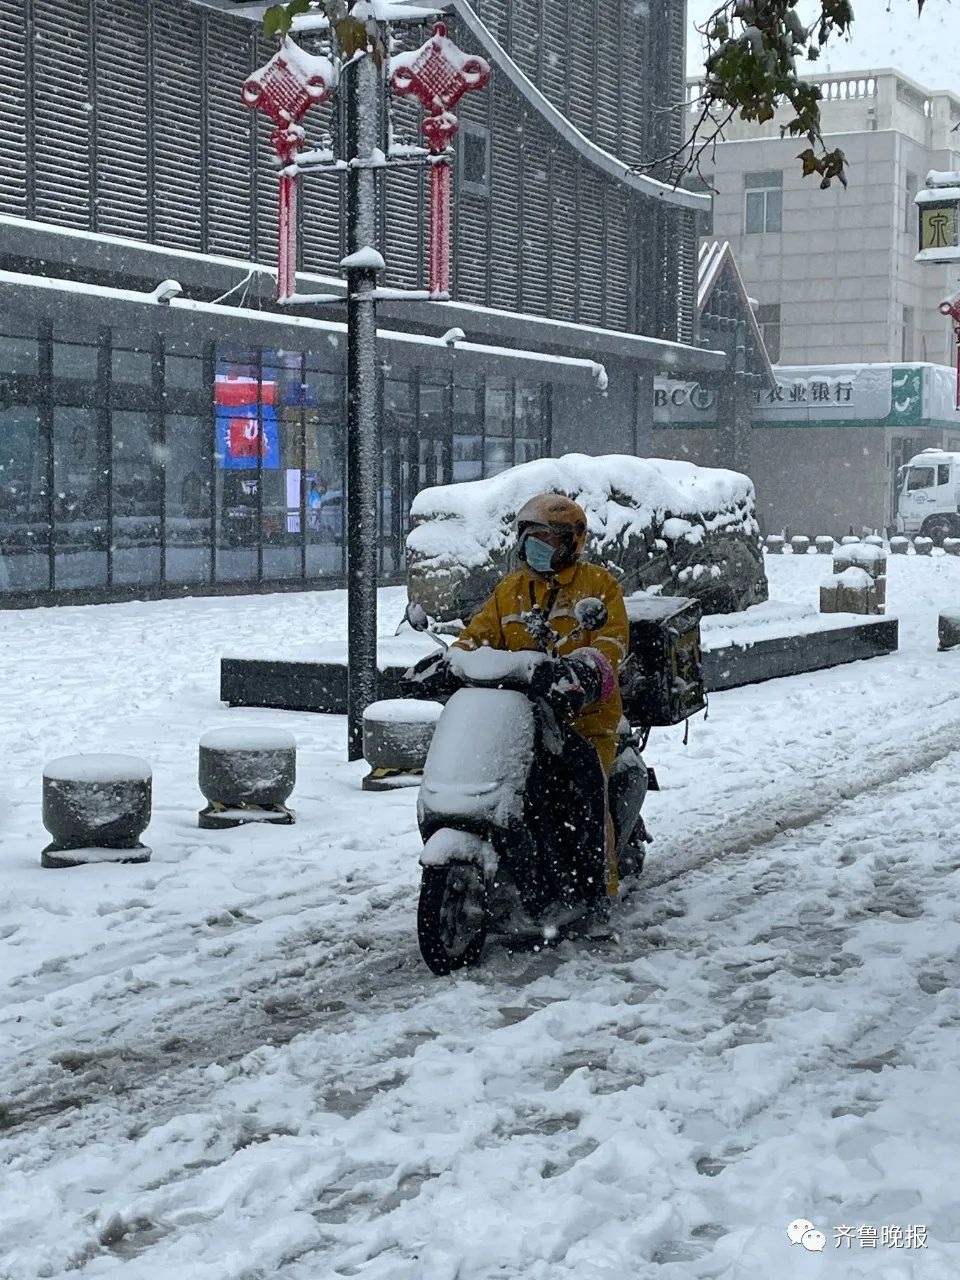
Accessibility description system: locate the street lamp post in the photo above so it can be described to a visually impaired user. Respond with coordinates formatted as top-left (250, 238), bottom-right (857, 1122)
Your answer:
top-left (343, 46), bottom-right (385, 760)
top-left (246, 3), bottom-right (489, 760)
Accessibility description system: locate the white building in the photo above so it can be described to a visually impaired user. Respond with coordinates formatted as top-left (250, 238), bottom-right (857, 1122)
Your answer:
top-left (686, 69), bottom-right (960, 366)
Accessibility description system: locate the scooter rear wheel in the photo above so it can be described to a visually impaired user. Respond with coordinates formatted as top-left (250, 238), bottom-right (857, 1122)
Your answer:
top-left (418, 864), bottom-right (487, 975)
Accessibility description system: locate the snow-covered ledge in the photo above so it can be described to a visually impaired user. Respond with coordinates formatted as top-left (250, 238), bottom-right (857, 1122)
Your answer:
top-left (0, 267), bottom-right (609, 385)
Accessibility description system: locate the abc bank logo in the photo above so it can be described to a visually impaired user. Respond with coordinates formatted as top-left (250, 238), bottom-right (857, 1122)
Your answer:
top-left (653, 381), bottom-right (717, 414)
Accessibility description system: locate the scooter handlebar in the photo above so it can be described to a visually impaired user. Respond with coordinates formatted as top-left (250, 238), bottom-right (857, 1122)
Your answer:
top-left (445, 646), bottom-right (551, 687)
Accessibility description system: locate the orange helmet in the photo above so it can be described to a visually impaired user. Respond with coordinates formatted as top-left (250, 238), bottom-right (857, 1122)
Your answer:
top-left (515, 492), bottom-right (588, 571)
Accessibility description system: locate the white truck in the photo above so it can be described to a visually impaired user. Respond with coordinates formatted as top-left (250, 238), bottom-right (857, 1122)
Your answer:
top-left (896, 449), bottom-right (960, 543)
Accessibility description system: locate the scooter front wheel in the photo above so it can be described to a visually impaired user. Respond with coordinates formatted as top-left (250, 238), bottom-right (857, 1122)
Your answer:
top-left (418, 863), bottom-right (487, 975)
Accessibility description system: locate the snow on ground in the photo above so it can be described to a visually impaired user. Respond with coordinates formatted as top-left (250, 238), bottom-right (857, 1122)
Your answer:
top-left (2, 553), bottom-right (960, 1278)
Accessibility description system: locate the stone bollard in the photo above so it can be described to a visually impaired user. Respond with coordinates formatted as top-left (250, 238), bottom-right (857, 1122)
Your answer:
top-left (944, 539), bottom-right (960, 557)
top-left (198, 727), bottom-right (296, 828)
top-left (815, 535), bottom-right (834, 555)
top-left (765, 535), bottom-right (784, 555)
top-left (939, 611), bottom-right (960, 650)
top-left (832, 543), bottom-right (886, 613)
top-left (363, 699), bottom-right (444, 791)
top-left (790, 536), bottom-right (810, 556)
top-left (890, 536), bottom-right (910, 555)
top-left (841, 535), bottom-right (861, 546)
top-left (914, 537), bottom-right (934, 557)
top-left (42, 754), bottom-right (152, 868)
top-left (820, 567), bottom-right (875, 615)
top-left (865, 534), bottom-right (885, 548)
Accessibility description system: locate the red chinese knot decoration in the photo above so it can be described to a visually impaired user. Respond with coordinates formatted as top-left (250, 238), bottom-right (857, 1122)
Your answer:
top-left (940, 297), bottom-right (960, 409)
top-left (391, 23), bottom-right (491, 297)
top-left (243, 41), bottom-right (335, 301)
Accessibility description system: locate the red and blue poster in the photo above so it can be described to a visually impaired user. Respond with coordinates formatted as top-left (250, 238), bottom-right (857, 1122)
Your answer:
top-left (215, 375), bottom-right (280, 469)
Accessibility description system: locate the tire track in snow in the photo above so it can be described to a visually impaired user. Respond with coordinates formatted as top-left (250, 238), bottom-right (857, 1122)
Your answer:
top-left (642, 695), bottom-right (960, 890)
top-left (5, 737), bottom-right (960, 1277)
top-left (4, 699), bottom-right (960, 1139)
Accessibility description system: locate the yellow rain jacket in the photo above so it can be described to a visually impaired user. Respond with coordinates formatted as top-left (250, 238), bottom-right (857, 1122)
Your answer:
top-left (452, 559), bottom-right (629, 775)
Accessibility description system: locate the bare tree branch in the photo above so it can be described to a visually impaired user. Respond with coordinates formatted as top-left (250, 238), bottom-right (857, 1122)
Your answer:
top-left (635, 0), bottom-right (928, 187)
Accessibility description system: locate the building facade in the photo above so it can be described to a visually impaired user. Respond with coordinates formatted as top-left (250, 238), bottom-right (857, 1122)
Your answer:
top-left (0, 0), bottom-right (724, 607)
top-left (650, 360), bottom-right (960, 536)
top-left (686, 68), bottom-right (960, 366)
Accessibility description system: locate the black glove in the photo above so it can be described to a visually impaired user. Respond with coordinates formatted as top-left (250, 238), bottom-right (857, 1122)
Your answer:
top-left (530, 656), bottom-right (592, 717)
top-left (403, 649), bottom-right (455, 696)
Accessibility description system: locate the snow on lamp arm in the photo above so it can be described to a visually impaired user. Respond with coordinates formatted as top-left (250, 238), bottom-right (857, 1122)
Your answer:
top-left (242, 40), bottom-right (336, 303)
top-left (390, 23), bottom-right (490, 298)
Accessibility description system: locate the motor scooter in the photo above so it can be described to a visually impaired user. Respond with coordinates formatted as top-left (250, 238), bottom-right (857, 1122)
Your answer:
top-left (402, 599), bottom-right (651, 974)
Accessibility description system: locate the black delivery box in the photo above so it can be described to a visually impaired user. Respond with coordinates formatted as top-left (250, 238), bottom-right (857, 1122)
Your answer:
top-left (621, 594), bottom-right (706, 727)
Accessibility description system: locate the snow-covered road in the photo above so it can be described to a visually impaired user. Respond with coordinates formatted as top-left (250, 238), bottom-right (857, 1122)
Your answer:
top-left (3, 555), bottom-right (960, 1278)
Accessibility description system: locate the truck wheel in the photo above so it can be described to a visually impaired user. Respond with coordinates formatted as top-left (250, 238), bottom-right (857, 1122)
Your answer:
top-left (417, 864), bottom-right (487, 975)
top-left (921, 514), bottom-right (960, 547)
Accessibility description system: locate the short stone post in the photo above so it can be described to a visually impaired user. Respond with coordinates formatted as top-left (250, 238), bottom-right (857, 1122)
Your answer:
top-left (829, 543), bottom-right (886, 613)
top-left (765, 534), bottom-right (784, 555)
top-left (889, 536), bottom-right (910, 555)
top-left (42, 754), bottom-right (152, 868)
top-left (915, 536), bottom-right (934, 557)
top-left (864, 534), bottom-right (885, 548)
top-left (362, 699), bottom-right (444, 790)
top-left (820, 567), bottom-right (874, 615)
top-left (815, 535), bottom-right (834, 555)
top-left (939, 610), bottom-right (960, 650)
top-left (198, 727), bottom-right (297, 828)
top-left (841, 535), bottom-right (861, 546)
top-left (790, 536), bottom-right (810, 556)
top-left (944, 538), bottom-right (960, 557)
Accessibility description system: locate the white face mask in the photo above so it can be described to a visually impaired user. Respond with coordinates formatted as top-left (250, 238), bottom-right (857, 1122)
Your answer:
top-left (524, 535), bottom-right (556, 574)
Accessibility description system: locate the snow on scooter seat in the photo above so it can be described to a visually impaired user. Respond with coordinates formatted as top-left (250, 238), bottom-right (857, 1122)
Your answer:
top-left (446, 646), bottom-right (549, 685)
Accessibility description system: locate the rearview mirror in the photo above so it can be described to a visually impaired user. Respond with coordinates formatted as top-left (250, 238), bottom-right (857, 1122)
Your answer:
top-left (574, 597), bottom-right (607, 631)
top-left (398, 600), bottom-right (430, 634)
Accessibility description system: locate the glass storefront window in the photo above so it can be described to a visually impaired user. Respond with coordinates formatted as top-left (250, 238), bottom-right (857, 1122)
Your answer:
top-left (453, 383), bottom-right (483, 482)
top-left (418, 375), bottom-right (448, 493)
top-left (112, 348), bottom-right (153, 385)
top-left (513, 437), bottom-right (541, 465)
top-left (484, 379), bottom-right (512, 435)
top-left (52, 406), bottom-right (107, 590)
top-left (453, 434), bottom-right (482, 480)
top-left (165, 354), bottom-right (205, 389)
top-left (214, 356), bottom-right (262, 583)
top-left (306, 338), bottom-right (343, 372)
top-left (382, 376), bottom-right (416, 575)
top-left (385, 377), bottom-right (415, 428)
top-left (515, 380), bottom-right (544, 467)
top-left (484, 378), bottom-right (513, 477)
top-left (53, 341), bottom-right (99, 380)
top-left (262, 360), bottom-right (303, 581)
top-left (164, 414), bottom-right (212, 584)
top-left (420, 376), bottom-right (446, 426)
top-left (484, 435), bottom-right (512, 476)
top-left (0, 324), bottom-right (559, 605)
top-left (0, 317), bottom-right (39, 376)
top-left (304, 370), bottom-right (344, 579)
top-left (111, 410), bottom-right (161, 587)
top-left (0, 406), bottom-right (49, 593)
